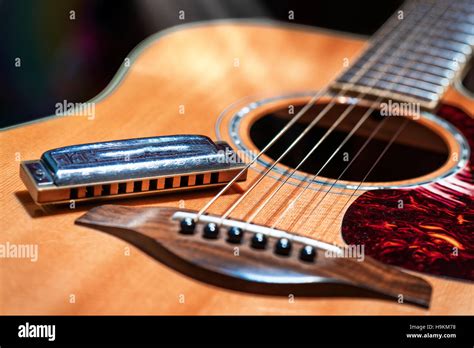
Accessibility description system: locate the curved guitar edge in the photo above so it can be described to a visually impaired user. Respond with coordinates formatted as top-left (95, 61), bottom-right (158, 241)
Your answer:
top-left (342, 104), bottom-right (474, 282)
top-left (76, 205), bottom-right (432, 308)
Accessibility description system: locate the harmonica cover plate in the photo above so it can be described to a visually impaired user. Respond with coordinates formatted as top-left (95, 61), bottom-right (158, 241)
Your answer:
top-left (41, 135), bottom-right (241, 185)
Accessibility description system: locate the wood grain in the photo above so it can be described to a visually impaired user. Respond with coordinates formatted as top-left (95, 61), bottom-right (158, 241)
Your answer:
top-left (1, 21), bottom-right (472, 315)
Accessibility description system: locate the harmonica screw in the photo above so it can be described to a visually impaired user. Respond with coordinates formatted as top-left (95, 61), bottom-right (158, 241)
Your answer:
top-left (35, 169), bottom-right (45, 178)
top-left (179, 217), bottom-right (196, 235)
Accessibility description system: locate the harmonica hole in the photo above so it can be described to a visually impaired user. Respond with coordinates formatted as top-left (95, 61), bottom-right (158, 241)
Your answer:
top-left (196, 174), bottom-right (204, 185)
top-left (133, 181), bottom-right (142, 192)
top-left (211, 172), bottom-right (219, 184)
top-left (118, 183), bottom-right (127, 194)
top-left (102, 184), bottom-right (111, 196)
top-left (86, 186), bottom-right (94, 198)
top-left (165, 177), bottom-right (173, 189)
top-left (70, 188), bottom-right (78, 199)
top-left (149, 179), bottom-right (158, 190)
top-left (180, 176), bottom-right (189, 187)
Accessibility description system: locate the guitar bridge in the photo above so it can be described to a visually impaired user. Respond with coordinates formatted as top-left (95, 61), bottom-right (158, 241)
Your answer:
top-left (76, 205), bottom-right (432, 308)
top-left (20, 135), bottom-right (247, 204)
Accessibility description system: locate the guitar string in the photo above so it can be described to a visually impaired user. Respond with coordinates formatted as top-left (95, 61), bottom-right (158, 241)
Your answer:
top-left (248, 0), bottom-right (444, 228)
top-left (302, 3), bottom-right (456, 237)
top-left (245, 99), bottom-right (383, 227)
top-left (214, 3), bottom-right (427, 223)
top-left (194, 0), bottom-right (417, 222)
top-left (264, 0), bottom-right (451, 231)
top-left (314, 118), bottom-right (409, 241)
top-left (288, 0), bottom-right (453, 235)
top-left (276, 115), bottom-right (390, 230)
top-left (274, 116), bottom-right (389, 231)
top-left (218, 0), bottom-right (440, 224)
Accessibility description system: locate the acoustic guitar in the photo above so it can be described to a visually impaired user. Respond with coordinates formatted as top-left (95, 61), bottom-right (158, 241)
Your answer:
top-left (2, 0), bottom-right (473, 314)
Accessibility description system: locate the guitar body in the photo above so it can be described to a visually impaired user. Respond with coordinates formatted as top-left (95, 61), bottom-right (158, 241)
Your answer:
top-left (1, 21), bottom-right (472, 314)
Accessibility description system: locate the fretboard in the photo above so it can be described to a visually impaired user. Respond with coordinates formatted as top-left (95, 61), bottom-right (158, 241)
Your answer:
top-left (330, 0), bottom-right (474, 110)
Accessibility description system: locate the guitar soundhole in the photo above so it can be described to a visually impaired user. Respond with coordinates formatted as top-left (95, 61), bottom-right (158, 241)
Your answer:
top-left (249, 102), bottom-right (450, 184)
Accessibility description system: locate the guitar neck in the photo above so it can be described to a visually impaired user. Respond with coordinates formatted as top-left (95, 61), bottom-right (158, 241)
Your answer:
top-left (330, 0), bottom-right (474, 111)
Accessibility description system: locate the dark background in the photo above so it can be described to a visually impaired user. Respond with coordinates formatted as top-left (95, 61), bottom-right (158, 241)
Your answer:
top-left (0, 0), bottom-right (409, 128)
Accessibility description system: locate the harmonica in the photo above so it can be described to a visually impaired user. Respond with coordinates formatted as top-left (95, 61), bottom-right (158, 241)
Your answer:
top-left (20, 135), bottom-right (248, 204)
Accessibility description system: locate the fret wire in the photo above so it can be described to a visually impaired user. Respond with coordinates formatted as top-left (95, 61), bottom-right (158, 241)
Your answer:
top-left (337, 56), bottom-right (459, 102)
top-left (334, 84), bottom-right (438, 104)
top-left (346, 63), bottom-right (450, 88)
top-left (345, 79), bottom-right (439, 101)
top-left (363, 40), bottom-right (466, 64)
top-left (412, 31), bottom-right (473, 54)
top-left (352, 56), bottom-right (456, 79)
top-left (409, 34), bottom-right (472, 55)
top-left (444, 9), bottom-right (474, 26)
top-left (339, 74), bottom-right (442, 97)
top-left (429, 29), bottom-right (474, 47)
top-left (347, 47), bottom-right (462, 80)
top-left (340, 70), bottom-right (445, 95)
top-left (405, 43), bottom-right (467, 63)
top-left (445, 14), bottom-right (474, 27)
top-left (337, 79), bottom-right (441, 102)
top-left (331, 84), bottom-right (438, 108)
top-left (362, 49), bottom-right (460, 71)
top-left (404, 53), bottom-right (459, 71)
top-left (446, 22), bottom-right (474, 36)
top-left (402, 69), bottom-right (450, 87)
top-left (351, 60), bottom-right (452, 84)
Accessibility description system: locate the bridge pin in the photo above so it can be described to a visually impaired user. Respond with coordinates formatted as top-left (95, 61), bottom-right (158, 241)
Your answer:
top-left (227, 226), bottom-right (243, 244)
top-left (299, 245), bottom-right (316, 262)
top-left (251, 233), bottom-right (267, 249)
top-left (203, 222), bottom-right (219, 239)
top-left (275, 238), bottom-right (292, 256)
top-left (179, 217), bottom-right (196, 234)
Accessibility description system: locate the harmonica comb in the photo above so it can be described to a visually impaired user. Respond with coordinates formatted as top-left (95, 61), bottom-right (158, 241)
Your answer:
top-left (20, 135), bottom-right (248, 204)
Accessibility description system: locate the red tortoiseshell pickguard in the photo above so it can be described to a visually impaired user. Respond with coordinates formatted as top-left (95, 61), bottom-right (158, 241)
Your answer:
top-left (342, 105), bottom-right (474, 281)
